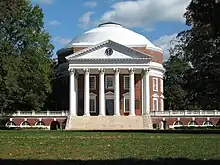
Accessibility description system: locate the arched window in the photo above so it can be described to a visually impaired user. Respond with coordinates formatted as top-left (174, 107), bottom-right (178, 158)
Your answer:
top-left (6, 121), bottom-right (16, 128)
top-left (36, 121), bottom-right (45, 127)
top-left (21, 121), bottom-right (30, 127)
top-left (188, 121), bottom-right (198, 126)
top-left (173, 121), bottom-right (184, 127)
top-left (204, 121), bottom-right (213, 126)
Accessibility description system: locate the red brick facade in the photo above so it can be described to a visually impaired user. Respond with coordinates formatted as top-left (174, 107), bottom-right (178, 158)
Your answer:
top-left (77, 74), bottom-right (143, 116)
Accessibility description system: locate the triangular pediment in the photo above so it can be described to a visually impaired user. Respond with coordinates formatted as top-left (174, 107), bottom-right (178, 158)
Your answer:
top-left (66, 40), bottom-right (152, 60)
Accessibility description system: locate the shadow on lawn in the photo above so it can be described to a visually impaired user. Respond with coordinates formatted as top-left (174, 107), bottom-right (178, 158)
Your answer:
top-left (0, 158), bottom-right (219, 165)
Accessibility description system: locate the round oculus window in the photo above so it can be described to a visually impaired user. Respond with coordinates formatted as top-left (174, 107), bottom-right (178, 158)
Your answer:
top-left (105, 48), bottom-right (113, 56)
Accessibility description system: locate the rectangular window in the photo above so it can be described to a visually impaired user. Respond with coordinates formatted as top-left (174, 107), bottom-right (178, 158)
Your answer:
top-left (153, 78), bottom-right (158, 91)
top-left (153, 98), bottom-right (158, 111)
top-left (124, 76), bottom-right (129, 89)
top-left (89, 99), bottom-right (96, 113)
top-left (89, 76), bottom-right (96, 90)
top-left (160, 79), bottom-right (163, 93)
top-left (106, 76), bottom-right (114, 89)
top-left (124, 98), bottom-right (130, 112)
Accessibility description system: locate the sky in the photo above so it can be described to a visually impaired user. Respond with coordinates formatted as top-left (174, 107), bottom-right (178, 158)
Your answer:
top-left (31, 0), bottom-right (191, 60)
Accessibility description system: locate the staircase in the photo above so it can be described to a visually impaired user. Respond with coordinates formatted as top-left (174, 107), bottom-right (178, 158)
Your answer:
top-left (65, 115), bottom-right (153, 130)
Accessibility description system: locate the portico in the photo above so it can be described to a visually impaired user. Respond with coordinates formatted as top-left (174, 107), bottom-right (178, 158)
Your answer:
top-left (69, 67), bottom-right (151, 117)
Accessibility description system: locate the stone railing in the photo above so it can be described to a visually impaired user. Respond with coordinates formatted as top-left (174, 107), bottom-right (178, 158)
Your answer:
top-left (150, 110), bottom-right (220, 117)
top-left (9, 110), bottom-right (69, 117)
top-left (2, 110), bottom-right (220, 117)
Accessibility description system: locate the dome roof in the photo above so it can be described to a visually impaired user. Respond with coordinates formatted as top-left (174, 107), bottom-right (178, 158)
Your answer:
top-left (66, 22), bottom-right (160, 50)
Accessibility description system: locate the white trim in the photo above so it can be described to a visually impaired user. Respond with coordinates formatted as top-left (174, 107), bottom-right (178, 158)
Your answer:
top-left (35, 121), bottom-right (45, 126)
top-left (105, 76), bottom-right (114, 89)
top-left (105, 91), bottom-right (114, 99)
top-left (153, 98), bottom-right (159, 111)
top-left (160, 79), bottom-right (163, 93)
top-left (66, 40), bottom-right (152, 60)
top-left (89, 75), bottom-right (96, 90)
top-left (152, 93), bottom-right (159, 98)
top-left (123, 75), bottom-right (129, 89)
top-left (173, 121), bottom-right (184, 127)
top-left (153, 78), bottom-right (158, 92)
top-left (123, 92), bottom-right (130, 113)
top-left (188, 121), bottom-right (198, 126)
top-left (203, 121), bottom-right (213, 126)
top-left (160, 99), bottom-right (164, 112)
top-left (20, 121), bottom-right (31, 127)
top-left (6, 121), bottom-right (16, 127)
top-left (90, 92), bottom-right (97, 113)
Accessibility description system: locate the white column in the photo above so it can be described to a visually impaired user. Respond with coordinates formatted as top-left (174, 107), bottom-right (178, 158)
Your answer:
top-left (143, 68), bottom-right (150, 115)
top-left (114, 69), bottom-right (120, 116)
top-left (99, 69), bottom-right (105, 116)
top-left (69, 69), bottom-right (76, 116)
top-left (84, 69), bottom-right (90, 116)
top-left (129, 69), bottom-right (135, 116)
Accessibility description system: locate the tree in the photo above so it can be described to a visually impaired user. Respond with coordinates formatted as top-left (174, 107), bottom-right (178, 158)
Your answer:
top-left (164, 36), bottom-right (193, 110)
top-left (165, 0), bottom-right (220, 110)
top-left (0, 0), bottom-right (54, 113)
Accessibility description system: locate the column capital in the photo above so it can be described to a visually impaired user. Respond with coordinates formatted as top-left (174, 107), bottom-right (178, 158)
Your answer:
top-left (143, 68), bottom-right (150, 73)
top-left (69, 68), bottom-right (75, 75)
top-left (128, 68), bottom-right (135, 74)
top-left (83, 68), bottom-right (90, 73)
top-left (113, 68), bottom-right (120, 73)
top-left (98, 68), bottom-right (105, 73)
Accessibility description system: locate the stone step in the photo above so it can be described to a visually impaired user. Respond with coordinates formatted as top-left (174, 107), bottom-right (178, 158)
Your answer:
top-left (66, 116), bottom-right (153, 130)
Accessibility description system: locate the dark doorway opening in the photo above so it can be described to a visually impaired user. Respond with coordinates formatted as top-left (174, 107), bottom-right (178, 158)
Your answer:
top-left (50, 121), bottom-right (60, 130)
top-left (106, 99), bottom-right (114, 116)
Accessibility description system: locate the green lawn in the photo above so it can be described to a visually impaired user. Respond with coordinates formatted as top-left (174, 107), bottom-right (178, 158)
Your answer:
top-left (0, 130), bottom-right (219, 161)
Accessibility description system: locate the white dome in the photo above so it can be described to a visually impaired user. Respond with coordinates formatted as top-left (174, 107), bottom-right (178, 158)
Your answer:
top-left (66, 22), bottom-right (159, 50)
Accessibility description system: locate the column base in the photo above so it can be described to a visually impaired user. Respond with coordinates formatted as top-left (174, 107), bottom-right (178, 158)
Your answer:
top-left (129, 113), bottom-right (136, 116)
top-left (83, 114), bottom-right (90, 116)
top-left (113, 114), bottom-right (120, 116)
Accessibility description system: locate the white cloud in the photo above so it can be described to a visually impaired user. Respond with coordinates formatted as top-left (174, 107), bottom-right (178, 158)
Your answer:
top-left (54, 36), bottom-right (72, 45)
top-left (153, 33), bottom-right (178, 61)
top-left (101, 0), bottom-right (191, 28)
top-left (49, 20), bottom-right (60, 26)
top-left (84, 1), bottom-right (97, 8)
top-left (38, 0), bottom-right (54, 4)
top-left (79, 11), bottom-right (95, 29)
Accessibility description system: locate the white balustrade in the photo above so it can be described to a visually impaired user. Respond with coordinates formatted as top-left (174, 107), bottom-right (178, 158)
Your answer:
top-left (9, 110), bottom-right (69, 117)
top-left (150, 110), bottom-right (220, 117)
top-left (2, 110), bottom-right (220, 117)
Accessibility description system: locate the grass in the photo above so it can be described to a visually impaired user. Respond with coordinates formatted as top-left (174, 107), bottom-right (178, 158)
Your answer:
top-left (0, 130), bottom-right (219, 161)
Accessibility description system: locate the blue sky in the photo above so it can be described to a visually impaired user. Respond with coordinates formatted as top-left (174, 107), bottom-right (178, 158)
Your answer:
top-left (31, 0), bottom-right (191, 60)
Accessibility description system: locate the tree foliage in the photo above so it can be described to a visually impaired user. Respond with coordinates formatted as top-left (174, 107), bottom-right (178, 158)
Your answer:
top-left (164, 0), bottom-right (220, 110)
top-left (0, 0), bottom-right (54, 113)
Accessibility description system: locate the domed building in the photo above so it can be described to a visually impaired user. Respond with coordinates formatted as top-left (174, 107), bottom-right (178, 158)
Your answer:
top-left (56, 22), bottom-right (165, 130)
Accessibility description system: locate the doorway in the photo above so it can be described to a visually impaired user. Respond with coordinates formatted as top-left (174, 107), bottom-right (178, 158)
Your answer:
top-left (50, 121), bottom-right (60, 130)
top-left (106, 99), bottom-right (114, 115)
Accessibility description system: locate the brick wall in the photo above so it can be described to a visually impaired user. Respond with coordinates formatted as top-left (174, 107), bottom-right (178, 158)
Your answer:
top-left (77, 74), bottom-right (142, 116)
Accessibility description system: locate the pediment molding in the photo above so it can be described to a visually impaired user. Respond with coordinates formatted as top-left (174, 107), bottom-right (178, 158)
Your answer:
top-left (66, 40), bottom-right (152, 60)
top-left (152, 93), bottom-right (159, 98)
top-left (105, 91), bottom-right (114, 96)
